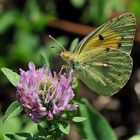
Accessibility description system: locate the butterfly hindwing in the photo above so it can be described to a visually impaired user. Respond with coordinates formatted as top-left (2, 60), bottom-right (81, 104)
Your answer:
top-left (75, 13), bottom-right (136, 54)
top-left (74, 47), bottom-right (133, 95)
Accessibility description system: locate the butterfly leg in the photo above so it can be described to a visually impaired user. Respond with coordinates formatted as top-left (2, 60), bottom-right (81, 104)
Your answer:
top-left (72, 73), bottom-right (78, 85)
top-left (57, 65), bottom-right (68, 77)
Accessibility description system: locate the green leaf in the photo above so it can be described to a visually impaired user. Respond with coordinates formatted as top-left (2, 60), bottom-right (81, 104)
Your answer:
top-left (22, 119), bottom-right (41, 134)
top-left (15, 132), bottom-right (32, 138)
top-left (15, 16), bottom-right (32, 31)
top-left (32, 135), bottom-right (46, 140)
top-left (82, 0), bottom-right (125, 25)
top-left (5, 134), bottom-right (16, 140)
top-left (10, 31), bottom-right (39, 63)
top-left (79, 99), bottom-right (117, 140)
top-left (0, 117), bottom-right (22, 140)
top-left (37, 124), bottom-right (47, 135)
top-left (3, 101), bottom-right (23, 122)
top-left (128, 0), bottom-right (140, 21)
top-left (33, 14), bottom-right (55, 30)
top-left (58, 123), bottom-right (70, 135)
top-left (70, 0), bottom-right (86, 8)
top-left (69, 38), bottom-right (79, 52)
top-left (128, 135), bottom-right (140, 140)
top-left (0, 10), bottom-right (18, 33)
top-left (39, 54), bottom-right (50, 69)
top-left (72, 117), bottom-right (87, 122)
top-left (0, 132), bottom-right (4, 140)
top-left (1, 67), bottom-right (20, 87)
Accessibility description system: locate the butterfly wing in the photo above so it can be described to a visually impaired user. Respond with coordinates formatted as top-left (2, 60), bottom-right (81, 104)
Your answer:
top-left (74, 47), bottom-right (132, 95)
top-left (74, 13), bottom-right (136, 54)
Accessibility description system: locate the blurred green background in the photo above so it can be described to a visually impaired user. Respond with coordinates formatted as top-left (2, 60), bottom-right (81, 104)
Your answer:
top-left (0, 0), bottom-right (140, 140)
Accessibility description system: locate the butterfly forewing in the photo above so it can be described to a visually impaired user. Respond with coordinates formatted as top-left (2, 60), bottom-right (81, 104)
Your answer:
top-left (74, 48), bottom-right (133, 95)
top-left (75, 13), bottom-right (136, 54)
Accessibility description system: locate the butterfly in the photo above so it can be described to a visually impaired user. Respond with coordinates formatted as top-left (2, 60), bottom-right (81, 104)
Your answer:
top-left (60, 13), bottom-right (136, 96)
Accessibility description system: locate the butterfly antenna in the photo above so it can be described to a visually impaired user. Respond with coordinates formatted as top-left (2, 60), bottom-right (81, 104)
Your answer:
top-left (49, 35), bottom-right (66, 52)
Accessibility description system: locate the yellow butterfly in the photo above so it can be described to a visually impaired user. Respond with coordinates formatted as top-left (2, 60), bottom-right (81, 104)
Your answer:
top-left (60, 13), bottom-right (136, 96)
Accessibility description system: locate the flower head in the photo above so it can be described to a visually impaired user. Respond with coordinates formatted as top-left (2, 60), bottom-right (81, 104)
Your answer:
top-left (17, 62), bottom-right (77, 122)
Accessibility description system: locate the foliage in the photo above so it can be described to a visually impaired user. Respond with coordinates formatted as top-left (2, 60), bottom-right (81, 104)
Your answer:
top-left (0, 0), bottom-right (68, 72)
top-left (3, 101), bottom-right (22, 123)
top-left (128, 135), bottom-right (140, 140)
top-left (0, 117), bottom-right (39, 140)
top-left (128, 0), bottom-right (140, 21)
top-left (78, 99), bottom-right (117, 140)
top-left (1, 67), bottom-right (20, 86)
top-left (81, 0), bottom-right (125, 25)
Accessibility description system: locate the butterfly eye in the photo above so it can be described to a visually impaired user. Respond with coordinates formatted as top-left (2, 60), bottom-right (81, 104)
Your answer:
top-left (65, 54), bottom-right (69, 58)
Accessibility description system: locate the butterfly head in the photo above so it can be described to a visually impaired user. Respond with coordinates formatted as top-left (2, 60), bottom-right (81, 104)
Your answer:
top-left (61, 51), bottom-right (73, 61)
top-left (61, 51), bottom-right (76, 69)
